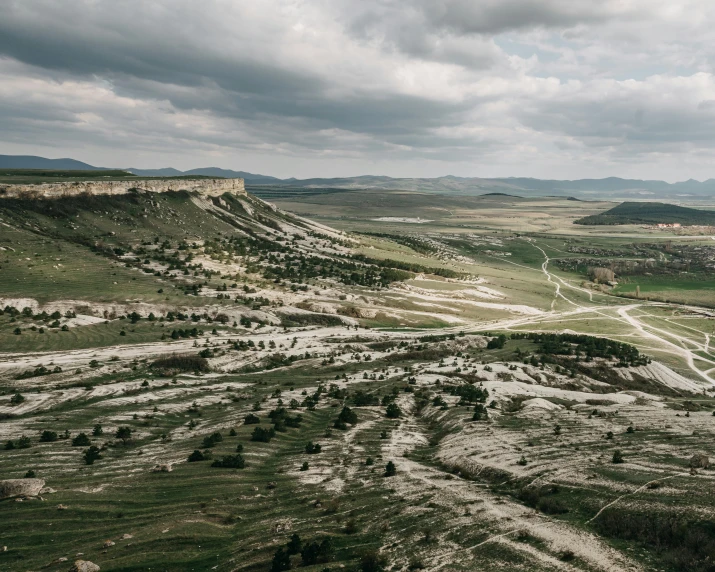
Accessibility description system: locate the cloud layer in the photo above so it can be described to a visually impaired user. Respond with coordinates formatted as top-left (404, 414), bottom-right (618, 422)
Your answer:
top-left (1, 0), bottom-right (714, 179)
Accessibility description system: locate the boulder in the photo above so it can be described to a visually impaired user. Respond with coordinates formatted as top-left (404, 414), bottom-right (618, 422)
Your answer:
top-left (0, 478), bottom-right (45, 499)
top-left (690, 454), bottom-right (709, 469)
top-left (69, 561), bottom-right (100, 572)
top-left (151, 464), bottom-right (172, 473)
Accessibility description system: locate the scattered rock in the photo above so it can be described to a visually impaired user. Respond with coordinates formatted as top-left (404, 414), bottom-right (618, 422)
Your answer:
top-left (120, 533), bottom-right (133, 540)
top-left (40, 487), bottom-right (57, 494)
top-left (266, 481), bottom-right (277, 490)
top-left (272, 519), bottom-right (292, 533)
top-left (0, 478), bottom-right (45, 499)
top-left (151, 464), bottom-right (172, 473)
top-left (103, 540), bottom-right (115, 548)
top-left (69, 560), bottom-right (100, 572)
top-left (57, 504), bottom-right (69, 510)
top-left (690, 453), bottom-right (709, 469)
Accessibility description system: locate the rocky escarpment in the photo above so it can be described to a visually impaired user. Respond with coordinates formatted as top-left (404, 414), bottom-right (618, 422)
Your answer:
top-left (0, 178), bottom-right (245, 199)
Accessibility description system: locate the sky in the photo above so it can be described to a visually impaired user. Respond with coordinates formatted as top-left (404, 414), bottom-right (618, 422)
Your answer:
top-left (1, 0), bottom-right (715, 181)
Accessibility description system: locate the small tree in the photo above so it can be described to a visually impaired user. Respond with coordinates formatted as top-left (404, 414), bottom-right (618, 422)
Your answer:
top-left (286, 533), bottom-right (302, 555)
top-left (24, 469), bottom-right (36, 478)
top-left (10, 393), bottom-right (25, 405)
top-left (270, 547), bottom-right (291, 572)
top-left (17, 436), bottom-right (31, 448)
top-left (188, 450), bottom-right (206, 462)
top-left (612, 450), bottom-right (624, 464)
top-left (92, 424), bottom-right (103, 437)
top-left (384, 461), bottom-right (397, 477)
top-left (115, 426), bottom-right (132, 446)
top-left (553, 424), bottom-right (561, 436)
top-left (83, 445), bottom-right (103, 465)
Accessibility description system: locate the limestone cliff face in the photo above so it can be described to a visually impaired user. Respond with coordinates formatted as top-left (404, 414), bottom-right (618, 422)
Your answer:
top-left (0, 178), bottom-right (245, 199)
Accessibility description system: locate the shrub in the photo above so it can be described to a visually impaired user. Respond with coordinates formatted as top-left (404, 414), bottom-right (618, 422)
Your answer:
top-left (300, 461), bottom-right (309, 471)
top-left (612, 450), bottom-right (624, 464)
top-left (359, 550), bottom-right (388, 572)
top-left (40, 430), bottom-right (58, 442)
top-left (188, 450), bottom-right (207, 462)
top-left (305, 441), bottom-right (322, 454)
top-left (10, 393), bottom-right (25, 405)
top-left (300, 537), bottom-right (334, 566)
top-left (385, 403), bottom-right (402, 418)
top-left (537, 496), bottom-right (569, 515)
top-left (72, 433), bottom-right (91, 447)
top-left (24, 469), bottom-right (36, 478)
top-left (244, 413), bottom-right (260, 424)
top-left (333, 405), bottom-right (358, 429)
top-left (17, 436), bottom-right (31, 448)
top-left (92, 424), bottom-right (103, 436)
top-left (202, 432), bottom-right (223, 448)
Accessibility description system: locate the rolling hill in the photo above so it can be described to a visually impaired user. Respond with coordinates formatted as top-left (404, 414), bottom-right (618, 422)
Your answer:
top-left (575, 201), bottom-right (715, 225)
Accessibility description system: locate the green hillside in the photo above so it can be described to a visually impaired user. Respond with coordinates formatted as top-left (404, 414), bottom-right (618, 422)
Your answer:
top-left (575, 201), bottom-right (715, 225)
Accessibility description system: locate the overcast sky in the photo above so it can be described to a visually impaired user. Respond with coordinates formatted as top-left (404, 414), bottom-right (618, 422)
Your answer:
top-left (1, 1), bottom-right (715, 180)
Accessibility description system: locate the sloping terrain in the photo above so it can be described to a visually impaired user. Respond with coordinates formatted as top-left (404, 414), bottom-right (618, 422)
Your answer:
top-left (1, 188), bottom-right (715, 572)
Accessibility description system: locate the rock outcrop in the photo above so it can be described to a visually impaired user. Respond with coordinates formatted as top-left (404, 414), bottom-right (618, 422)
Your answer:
top-left (0, 178), bottom-right (245, 199)
top-left (0, 478), bottom-right (45, 499)
top-left (69, 560), bottom-right (100, 572)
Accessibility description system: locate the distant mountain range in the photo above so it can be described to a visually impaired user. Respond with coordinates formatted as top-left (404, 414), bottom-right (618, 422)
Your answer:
top-left (2, 154), bottom-right (714, 199)
top-left (0, 155), bottom-right (101, 171)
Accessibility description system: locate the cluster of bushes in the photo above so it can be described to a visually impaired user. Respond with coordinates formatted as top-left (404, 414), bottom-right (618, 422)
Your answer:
top-left (269, 407), bottom-right (303, 432)
top-left (280, 313), bottom-right (344, 328)
top-left (517, 485), bottom-right (570, 515)
top-left (444, 383), bottom-right (489, 405)
top-left (510, 332), bottom-right (648, 367)
top-left (150, 354), bottom-right (210, 372)
top-left (271, 533), bottom-right (335, 572)
top-left (15, 365), bottom-right (62, 380)
top-left (594, 508), bottom-right (715, 572)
